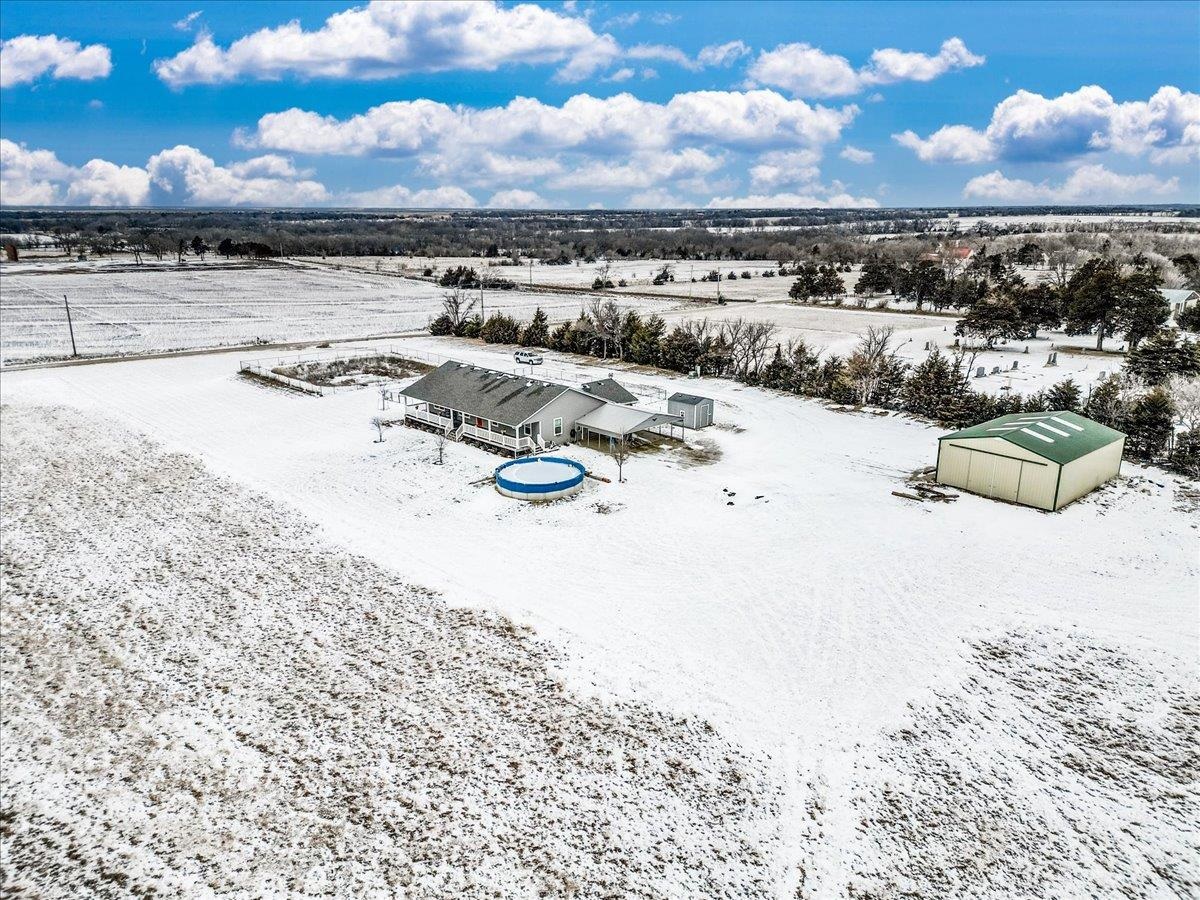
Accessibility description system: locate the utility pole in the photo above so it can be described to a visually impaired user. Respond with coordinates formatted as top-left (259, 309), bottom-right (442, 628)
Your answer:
top-left (63, 295), bottom-right (78, 357)
top-left (480, 282), bottom-right (485, 324)
top-left (529, 258), bottom-right (533, 287)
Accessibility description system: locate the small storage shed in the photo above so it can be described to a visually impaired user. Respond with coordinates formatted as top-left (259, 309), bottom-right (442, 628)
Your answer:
top-left (936, 411), bottom-right (1125, 511)
top-left (668, 392), bottom-right (715, 429)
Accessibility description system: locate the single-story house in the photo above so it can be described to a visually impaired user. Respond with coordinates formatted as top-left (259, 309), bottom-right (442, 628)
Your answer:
top-left (668, 392), bottom-right (715, 429)
top-left (400, 361), bottom-right (680, 455)
top-left (936, 410), bottom-right (1125, 511)
top-left (1162, 288), bottom-right (1198, 324)
top-left (581, 377), bottom-right (638, 405)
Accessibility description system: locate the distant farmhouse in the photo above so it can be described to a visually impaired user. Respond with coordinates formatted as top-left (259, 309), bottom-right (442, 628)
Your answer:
top-left (936, 411), bottom-right (1125, 511)
top-left (400, 361), bottom-right (706, 456)
top-left (1161, 288), bottom-right (1198, 324)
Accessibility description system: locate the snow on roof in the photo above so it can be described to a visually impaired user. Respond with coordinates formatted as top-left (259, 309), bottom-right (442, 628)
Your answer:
top-left (401, 360), bottom-right (571, 425)
top-left (581, 377), bottom-right (638, 405)
top-left (668, 392), bottom-right (712, 405)
top-left (576, 404), bottom-right (682, 438)
top-left (1161, 288), bottom-right (1198, 302)
top-left (941, 411), bottom-right (1124, 465)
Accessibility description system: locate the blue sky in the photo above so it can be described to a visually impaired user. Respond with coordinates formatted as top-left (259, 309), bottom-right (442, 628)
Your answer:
top-left (1, 0), bottom-right (1197, 208)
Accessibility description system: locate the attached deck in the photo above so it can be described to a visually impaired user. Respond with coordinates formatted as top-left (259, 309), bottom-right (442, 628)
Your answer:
top-left (404, 400), bottom-right (536, 456)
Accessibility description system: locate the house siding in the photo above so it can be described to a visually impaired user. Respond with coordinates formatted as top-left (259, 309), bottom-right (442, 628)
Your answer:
top-left (522, 391), bottom-right (605, 447)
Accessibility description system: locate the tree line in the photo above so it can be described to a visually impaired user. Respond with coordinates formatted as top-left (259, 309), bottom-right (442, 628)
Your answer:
top-left (428, 291), bottom-right (1198, 474)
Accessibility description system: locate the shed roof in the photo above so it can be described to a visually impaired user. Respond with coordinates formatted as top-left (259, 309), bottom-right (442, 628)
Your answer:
top-left (576, 404), bottom-right (682, 438)
top-left (400, 361), bottom-right (571, 425)
top-left (939, 410), bottom-right (1124, 465)
top-left (581, 377), bottom-right (638, 405)
top-left (668, 392), bottom-right (712, 406)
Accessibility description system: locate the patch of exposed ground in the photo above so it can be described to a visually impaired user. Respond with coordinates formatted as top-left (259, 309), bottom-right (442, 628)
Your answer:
top-left (0, 405), bottom-right (781, 899)
top-left (273, 353), bottom-right (432, 387)
top-left (674, 438), bottom-right (724, 468)
top-left (838, 631), bottom-right (1199, 899)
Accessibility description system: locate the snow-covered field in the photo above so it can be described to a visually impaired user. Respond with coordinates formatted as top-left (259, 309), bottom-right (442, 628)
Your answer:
top-left (3, 335), bottom-right (1196, 896)
top-left (0, 258), bottom-right (682, 363)
top-left (2, 258), bottom-right (1121, 401)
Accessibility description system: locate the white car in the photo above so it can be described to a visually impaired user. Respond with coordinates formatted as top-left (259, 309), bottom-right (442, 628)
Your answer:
top-left (514, 349), bottom-right (544, 365)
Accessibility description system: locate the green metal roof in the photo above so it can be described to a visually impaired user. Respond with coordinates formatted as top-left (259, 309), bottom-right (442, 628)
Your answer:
top-left (939, 410), bottom-right (1125, 465)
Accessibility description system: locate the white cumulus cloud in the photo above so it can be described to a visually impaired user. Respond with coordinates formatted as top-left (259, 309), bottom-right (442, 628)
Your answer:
top-left (895, 85), bottom-right (1200, 164)
top-left (748, 149), bottom-right (822, 188)
top-left (962, 164), bottom-right (1181, 203)
top-left (550, 148), bottom-right (723, 190)
top-left (1, 34), bottom-right (112, 88)
top-left (0, 139), bottom-right (147, 206)
top-left (240, 90), bottom-right (858, 158)
top-left (839, 145), bottom-right (874, 164)
top-left (706, 190), bottom-right (879, 209)
top-left (342, 184), bottom-right (477, 208)
top-left (486, 189), bottom-right (548, 208)
top-left (146, 145), bottom-right (328, 205)
top-left (153, 0), bottom-right (619, 87)
top-left (748, 37), bottom-right (983, 98)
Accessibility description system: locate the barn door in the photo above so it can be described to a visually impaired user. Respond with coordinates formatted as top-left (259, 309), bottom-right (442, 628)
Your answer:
top-left (966, 452), bottom-right (1021, 501)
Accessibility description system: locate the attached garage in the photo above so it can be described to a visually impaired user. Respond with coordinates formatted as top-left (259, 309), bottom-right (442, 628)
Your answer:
top-left (936, 411), bottom-right (1125, 511)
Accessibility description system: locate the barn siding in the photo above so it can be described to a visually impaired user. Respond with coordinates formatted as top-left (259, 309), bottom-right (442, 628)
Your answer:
top-left (937, 437), bottom-right (1060, 510)
top-left (1055, 438), bottom-right (1125, 509)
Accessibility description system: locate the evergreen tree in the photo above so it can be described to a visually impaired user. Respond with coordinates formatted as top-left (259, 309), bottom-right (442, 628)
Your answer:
top-left (1125, 388), bottom-right (1175, 459)
top-left (1125, 330), bottom-right (1200, 385)
top-left (547, 321), bottom-right (571, 352)
top-left (853, 258), bottom-right (897, 296)
top-left (660, 327), bottom-right (702, 372)
top-left (1063, 257), bottom-right (1167, 350)
top-left (903, 348), bottom-right (964, 422)
top-left (1178, 304), bottom-right (1200, 333)
top-left (1168, 429), bottom-right (1200, 477)
top-left (479, 313), bottom-right (520, 344)
top-left (897, 260), bottom-right (945, 311)
top-left (1045, 378), bottom-right (1082, 412)
top-left (629, 315), bottom-right (666, 366)
top-left (760, 346), bottom-right (794, 391)
top-left (519, 307), bottom-right (550, 347)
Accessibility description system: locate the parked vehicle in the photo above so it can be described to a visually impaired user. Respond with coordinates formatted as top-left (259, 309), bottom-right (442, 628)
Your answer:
top-left (514, 349), bottom-right (544, 365)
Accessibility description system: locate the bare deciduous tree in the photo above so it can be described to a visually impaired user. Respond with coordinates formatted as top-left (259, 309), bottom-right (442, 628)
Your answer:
top-left (370, 416), bottom-right (385, 443)
top-left (847, 325), bottom-right (897, 406)
top-left (611, 436), bottom-right (631, 483)
top-left (1168, 375), bottom-right (1200, 432)
top-left (440, 287), bottom-right (478, 330)
top-left (434, 431), bottom-right (447, 465)
top-left (587, 297), bottom-right (622, 359)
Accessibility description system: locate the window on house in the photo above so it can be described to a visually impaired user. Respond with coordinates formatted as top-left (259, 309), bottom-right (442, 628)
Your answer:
top-left (553, 417), bottom-right (563, 436)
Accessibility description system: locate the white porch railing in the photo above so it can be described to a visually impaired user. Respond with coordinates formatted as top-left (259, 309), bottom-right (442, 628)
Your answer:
top-left (460, 421), bottom-right (532, 453)
top-left (406, 406), bottom-right (451, 430)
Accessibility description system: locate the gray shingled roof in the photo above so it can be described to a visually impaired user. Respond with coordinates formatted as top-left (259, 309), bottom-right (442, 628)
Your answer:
top-left (401, 361), bottom-right (570, 425)
top-left (581, 377), bottom-right (638, 405)
top-left (668, 392), bottom-right (711, 405)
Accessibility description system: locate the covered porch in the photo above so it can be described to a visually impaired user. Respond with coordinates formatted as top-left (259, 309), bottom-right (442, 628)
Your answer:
top-left (403, 399), bottom-right (535, 456)
top-left (574, 405), bottom-right (685, 451)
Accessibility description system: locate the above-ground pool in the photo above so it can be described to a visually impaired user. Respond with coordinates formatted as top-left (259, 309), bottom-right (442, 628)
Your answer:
top-left (494, 456), bottom-right (587, 501)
